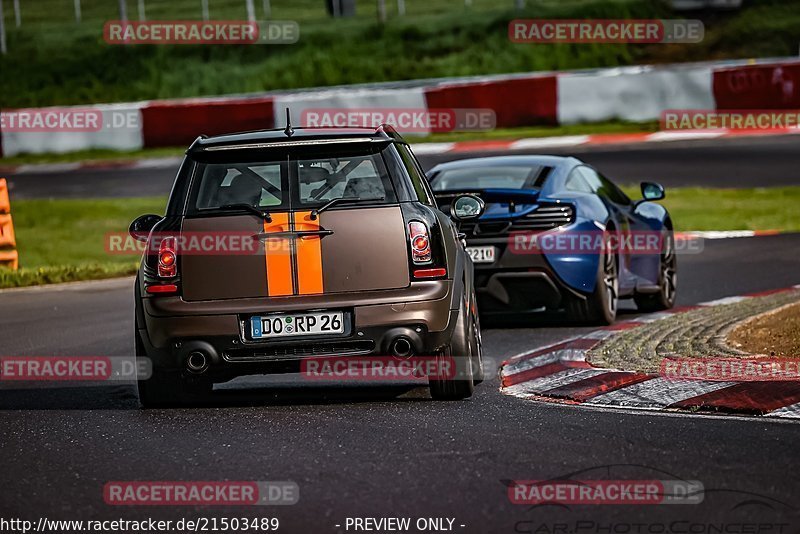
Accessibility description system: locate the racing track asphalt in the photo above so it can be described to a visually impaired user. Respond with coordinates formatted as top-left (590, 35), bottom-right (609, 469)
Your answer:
top-left (1, 232), bottom-right (799, 531)
top-left (5, 133), bottom-right (800, 199)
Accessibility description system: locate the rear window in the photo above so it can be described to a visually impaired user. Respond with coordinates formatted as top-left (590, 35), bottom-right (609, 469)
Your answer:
top-left (189, 148), bottom-right (398, 213)
top-left (431, 165), bottom-right (549, 191)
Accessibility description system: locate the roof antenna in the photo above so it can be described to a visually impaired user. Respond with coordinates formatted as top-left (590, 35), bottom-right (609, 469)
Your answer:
top-left (284, 108), bottom-right (294, 137)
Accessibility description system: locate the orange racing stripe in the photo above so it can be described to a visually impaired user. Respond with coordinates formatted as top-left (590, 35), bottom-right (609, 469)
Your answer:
top-left (263, 212), bottom-right (293, 297)
top-left (293, 211), bottom-right (324, 295)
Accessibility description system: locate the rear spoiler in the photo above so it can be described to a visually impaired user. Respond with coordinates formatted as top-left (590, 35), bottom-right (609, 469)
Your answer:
top-left (199, 137), bottom-right (392, 152)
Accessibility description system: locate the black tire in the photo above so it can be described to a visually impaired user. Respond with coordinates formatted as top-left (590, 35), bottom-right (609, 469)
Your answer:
top-left (430, 301), bottom-right (475, 400)
top-left (566, 231), bottom-right (618, 325)
top-left (469, 293), bottom-right (485, 386)
top-left (635, 230), bottom-right (677, 312)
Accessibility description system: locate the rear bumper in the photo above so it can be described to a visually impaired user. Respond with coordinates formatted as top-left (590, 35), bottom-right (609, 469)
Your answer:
top-left (476, 271), bottom-right (565, 312)
top-left (467, 234), bottom-right (586, 312)
top-left (138, 281), bottom-right (458, 378)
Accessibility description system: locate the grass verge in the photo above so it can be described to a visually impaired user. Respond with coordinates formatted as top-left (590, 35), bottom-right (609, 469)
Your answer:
top-left (1, 187), bottom-right (798, 289)
top-left (0, 197), bottom-right (165, 289)
top-left (622, 186), bottom-right (800, 232)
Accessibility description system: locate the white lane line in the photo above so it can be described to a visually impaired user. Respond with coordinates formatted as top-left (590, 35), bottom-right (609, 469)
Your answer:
top-left (585, 377), bottom-right (736, 408)
top-left (697, 296), bottom-right (750, 307)
top-left (633, 312), bottom-right (676, 323)
top-left (504, 368), bottom-right (605, 398)
top-left (509, 135), bottom-right (590, 150)
top-left (409, 142), bottom-right (455, 155)
top-left (646, 131), bottom-right (726, 142)
top-left (765, 402), bottom-right (800, 419)
top-left (684, 230), bottom-right (757, 239)
top-left (133, 157), bottom-right (184, 169)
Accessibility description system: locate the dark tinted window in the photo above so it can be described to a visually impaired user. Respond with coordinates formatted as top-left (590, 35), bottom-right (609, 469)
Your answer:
top-left (599, 174), bottom-right (632, 205)
top-left (190, 149), bottom-right (397, 213)
top-left (431, 165), bottom-right (548, 191)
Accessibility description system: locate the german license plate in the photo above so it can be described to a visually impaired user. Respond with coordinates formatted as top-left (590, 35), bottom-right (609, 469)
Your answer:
top-left (250, 312), bottom-right (344, 339)
top-left (466, 246), bottom-right (496, 264)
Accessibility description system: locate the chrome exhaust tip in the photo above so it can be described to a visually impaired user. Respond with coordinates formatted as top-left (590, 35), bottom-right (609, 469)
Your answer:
top-left (186, 351), bottom-right (209, 373)
top-left (391, 337), bottom-right (414, 358)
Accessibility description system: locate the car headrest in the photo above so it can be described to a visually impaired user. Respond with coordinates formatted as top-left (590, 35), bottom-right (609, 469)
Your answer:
top-left (343, 177), bottom-right (384, 198)
top-left (299, 166), bottom-right (331, 184)
top-left (219, 174), bottom-right (262, 206)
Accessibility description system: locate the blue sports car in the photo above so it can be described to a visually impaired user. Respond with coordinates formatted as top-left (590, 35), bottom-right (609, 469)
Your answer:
top-left (427, 155), bottom-right (677, 324)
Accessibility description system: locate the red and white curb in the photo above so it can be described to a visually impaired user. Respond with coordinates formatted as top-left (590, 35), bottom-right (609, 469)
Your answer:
top-left (3, 129), bottom-right (800, 176)
top-left (410, 128), bottom-right (800, 156)
top-left (499, 285), bottom-right (800, 418)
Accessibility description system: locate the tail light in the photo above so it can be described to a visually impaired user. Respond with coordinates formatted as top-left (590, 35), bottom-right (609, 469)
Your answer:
top-left (413, 268), bottom-right (447, 279)
top-left (158, 236), bottom-right (177, 278)
top-left (408, 221), bottom-right (432, 264)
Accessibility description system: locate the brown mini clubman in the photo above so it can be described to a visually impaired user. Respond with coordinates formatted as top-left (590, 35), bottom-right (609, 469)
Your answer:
top-left (130, 124), bottom-right (485, 406)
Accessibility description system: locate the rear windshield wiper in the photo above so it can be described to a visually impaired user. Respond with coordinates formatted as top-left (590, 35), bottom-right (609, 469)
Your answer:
top-left (219, 204), bottom-right (272, 222)
top-left (310, 196), bottom-right (385, 220)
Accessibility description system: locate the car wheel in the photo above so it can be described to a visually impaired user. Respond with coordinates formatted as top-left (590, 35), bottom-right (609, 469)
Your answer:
top-left (469, 293), bottom-right (485, 386)
top-left (429, 301), bottom-right (475, 400)
top-left (566, 231), bottom-right (618, 325)
top-left (635, 230), bottom-right (677, 312)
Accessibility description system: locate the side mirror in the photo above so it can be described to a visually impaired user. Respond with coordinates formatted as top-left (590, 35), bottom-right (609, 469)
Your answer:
top-left (129, 214), bottom-right (162, 243)
top-left (450, 194), bottom-right (485, 221)
top-left (641, 182), bottom-right (665, 201)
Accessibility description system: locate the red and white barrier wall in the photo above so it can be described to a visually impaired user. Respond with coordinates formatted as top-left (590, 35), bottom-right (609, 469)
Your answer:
top-left (1, 58), bottom-right (799, 158)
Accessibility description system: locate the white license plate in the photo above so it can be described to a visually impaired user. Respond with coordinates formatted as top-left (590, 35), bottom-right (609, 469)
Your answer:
top-left (250, 312), bottom-right (344, 339)
top-left (467, 246), bottom-right (496, 264)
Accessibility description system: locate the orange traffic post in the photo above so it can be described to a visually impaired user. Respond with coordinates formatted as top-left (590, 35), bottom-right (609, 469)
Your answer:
top-left (0, 178), bottom-right (10, 214)
top-left (0, 178), bottom-right (19, 270)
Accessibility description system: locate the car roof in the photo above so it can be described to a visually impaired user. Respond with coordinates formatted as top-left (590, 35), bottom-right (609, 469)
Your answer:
top-left (428, 155), bottom-right (581, 173)
top-left (188, 124), bottom-right (406, 154)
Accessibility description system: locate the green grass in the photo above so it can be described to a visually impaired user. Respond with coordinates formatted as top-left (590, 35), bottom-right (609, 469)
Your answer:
top-left (0, 121), bottom-right (657, 166)
top-left (1, 187), bottom-right (798, 289)
top-left (2, 0), bottom-right (800, 108)
top-left (0, 197), bottom-right (166, 288)
top-left (621, 186), bottom-right (800, 232)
